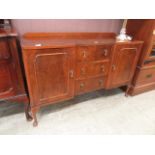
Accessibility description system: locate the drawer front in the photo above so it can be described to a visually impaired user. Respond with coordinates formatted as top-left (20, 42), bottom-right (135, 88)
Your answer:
top-left (75, 76), bottom-right (105, 95)
top-left (76, 61), bottom-right (109, 79)
top-left (76, 46), bottom-right (95, 62)
top-left (136, 67), bottom-right (155, 86)
top-left (0, 39), bottom-right (10, 60)
top-left (76, 62), bottom-right (89, 79)
top-left (89, 61), bottom-right (109, 77)
top-left (95, 45), bottom-right (112, 60)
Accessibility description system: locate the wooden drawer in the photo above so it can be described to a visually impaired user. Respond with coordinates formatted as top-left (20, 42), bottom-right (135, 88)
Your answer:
top-left (0, 39), bottom-right (10, 60)
top-left (136, 67), bottom-right (155, 86)
top-left (75, 76), bottom-right (105, 95)
top-left (144, 59), bottom-right (155, 67)
top-left (76, 45), bottom-right (112, 62)
top-left (90, 61), bottom-right (109, 77)
top-left (76, 46), bottom-right (95, 62)
top-left (76, 61), bottom-right (109, 79)
top-left (95, 45), bottom-right (112, 60)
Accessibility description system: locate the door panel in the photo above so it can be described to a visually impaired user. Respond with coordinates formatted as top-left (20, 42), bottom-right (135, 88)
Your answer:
top-left (35, 52), bottom-right (69, 101)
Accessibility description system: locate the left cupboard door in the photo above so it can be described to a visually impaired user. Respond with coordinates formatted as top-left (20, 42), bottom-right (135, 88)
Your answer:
top-left (22, 47), bottom-right (75, 107)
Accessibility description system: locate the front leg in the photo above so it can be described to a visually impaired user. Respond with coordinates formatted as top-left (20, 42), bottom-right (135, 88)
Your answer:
top-left (125, 85), bottom-right (131, 97)
top-left (24, 103), bottom-right (33, 121)
top-left (31, 107), bottom-right (40, 127)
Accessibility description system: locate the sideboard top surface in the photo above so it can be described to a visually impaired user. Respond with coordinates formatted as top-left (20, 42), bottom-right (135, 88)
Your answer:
top-left (21, 32), bottom-right (143, 49)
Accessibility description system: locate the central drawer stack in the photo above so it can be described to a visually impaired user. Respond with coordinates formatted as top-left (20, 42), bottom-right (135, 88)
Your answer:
top-left (75, 44), bottom-right (112, 95)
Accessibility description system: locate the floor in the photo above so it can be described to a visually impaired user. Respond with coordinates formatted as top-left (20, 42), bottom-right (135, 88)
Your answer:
top-left (0, 88), bottom-right (155, 135)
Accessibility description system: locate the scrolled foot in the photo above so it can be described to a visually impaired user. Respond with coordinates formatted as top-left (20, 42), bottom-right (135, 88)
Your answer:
top-left (33, 120), bottom-right (38, 127)
top-left (27, 115), bottom-right (33, 122)
top-left (31, 107), bottom-right (39, 127)
top-left (125, 93), bottom-right (129, 97)
top-left (24, 103), bottom-right (33, 122)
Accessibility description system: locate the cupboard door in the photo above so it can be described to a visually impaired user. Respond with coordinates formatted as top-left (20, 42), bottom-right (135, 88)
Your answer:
top-left (106, 43), bottom-right (142, 88)
top-left (23, 48), bottom-right (75, 106)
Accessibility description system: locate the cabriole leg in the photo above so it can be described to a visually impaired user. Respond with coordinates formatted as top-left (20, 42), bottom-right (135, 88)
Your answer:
top-left (31, 107), bottom-right (39, 127)
top-left (24, 103), bottom-right (33, 121)
top-left (125, 85), bottom-right (131, 97)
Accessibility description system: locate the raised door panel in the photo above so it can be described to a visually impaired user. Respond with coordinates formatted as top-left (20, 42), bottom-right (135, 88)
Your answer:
top-left (23, 48), bottom-right (75, 106)
top-left (107, 43), bottom-right (142, 88)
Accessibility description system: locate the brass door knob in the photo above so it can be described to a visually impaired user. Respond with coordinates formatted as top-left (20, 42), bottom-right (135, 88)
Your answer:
top-left (80, 83), bottom-right (85, 88)
top-left (98, 79), bottom-right (103, 86)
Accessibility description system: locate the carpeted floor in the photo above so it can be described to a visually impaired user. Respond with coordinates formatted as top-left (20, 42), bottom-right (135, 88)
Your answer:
top-left (0, 88), bottom-right (155, 135)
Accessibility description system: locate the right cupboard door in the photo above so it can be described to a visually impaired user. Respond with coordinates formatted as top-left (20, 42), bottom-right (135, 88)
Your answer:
top-left (106, 42), bottom-right (143, 89)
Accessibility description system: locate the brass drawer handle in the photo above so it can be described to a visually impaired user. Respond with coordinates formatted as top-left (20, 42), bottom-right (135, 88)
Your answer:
top-left (101, 65), bottom-right (105, 72)
top-left (103, 49), bottom-right (108, 56)
top-left (146, 74), bottom-right (152, 78)
top-left (112, 65), bottom-right (116, 71)
top-left (98, 79), bottom-right (103, 86)
top-left (80, 83), bottom-right (85, 88)
top-left (81, 68), bottom-right (85, 75)
top-left (83, 50), bottom-right (87, 58)
top-left (69, 70), bottom-right (74, 78)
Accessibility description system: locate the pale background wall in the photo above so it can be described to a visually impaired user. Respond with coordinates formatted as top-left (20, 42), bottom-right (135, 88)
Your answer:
top-left (11, 19), bottom-right (123, 36)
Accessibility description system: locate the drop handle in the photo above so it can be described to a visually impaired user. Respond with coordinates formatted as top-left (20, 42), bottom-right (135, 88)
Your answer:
top-left (100, 65), bottom-right (105, 72)
top-left (103, 49), bottom-right (108, 56)
top-left (83, 50), bottom-right (87, 58)
top-left (69, 70), bottom-right (74, 78)
top-left (81, 68), bottom-right (85, 75)
top-left (112, 65), bottom-right (116, 71)
top-left (146, 74), bottom-right (152, 78)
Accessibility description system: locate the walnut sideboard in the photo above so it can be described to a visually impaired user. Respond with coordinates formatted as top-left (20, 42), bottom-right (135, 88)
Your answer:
top-left (21, 32), bottom-right (143, 126)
